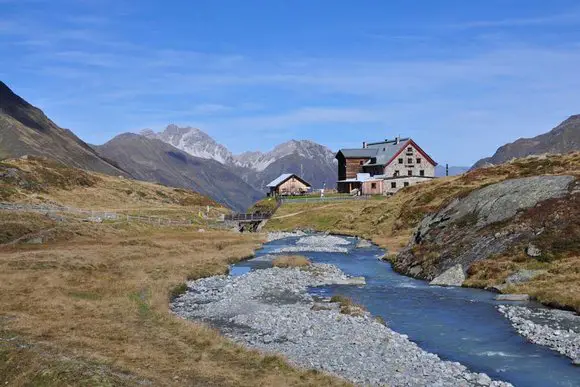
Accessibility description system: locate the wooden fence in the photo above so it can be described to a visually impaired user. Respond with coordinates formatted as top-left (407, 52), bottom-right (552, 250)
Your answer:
top-left (0, 202), bottom-right (195, 226)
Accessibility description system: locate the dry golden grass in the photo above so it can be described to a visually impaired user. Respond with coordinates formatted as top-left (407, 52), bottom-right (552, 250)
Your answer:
top-left (0, 156), bottom-right (227, 219)
top-left (329, 295), bottom-right (366, 317)
top-left (265, 153), bottom-right (580, 310)
top-left (0, 219), bottom-right (348, 386)
top-left (272, 255), bottom-right (311, 268)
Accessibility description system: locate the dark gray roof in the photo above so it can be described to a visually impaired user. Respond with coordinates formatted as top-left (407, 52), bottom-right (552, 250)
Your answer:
top-left (336, 148), bottom-right (378, 158)
top-left (365, 139), bottom-right (409, 165)
top-left (337, 138), bottom-right (409, 165)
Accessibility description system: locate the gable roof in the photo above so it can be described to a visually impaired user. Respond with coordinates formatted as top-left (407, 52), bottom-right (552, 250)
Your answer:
top-left (383, 139), bottom-right (437, 167)
top-left (266, 173), bottom-right (311, 188)
top-left (337, 138), bottom-right (437, 167)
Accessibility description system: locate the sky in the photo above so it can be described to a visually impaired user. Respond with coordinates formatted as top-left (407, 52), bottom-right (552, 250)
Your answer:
top-left (1, 0), bottom-right (579, 165)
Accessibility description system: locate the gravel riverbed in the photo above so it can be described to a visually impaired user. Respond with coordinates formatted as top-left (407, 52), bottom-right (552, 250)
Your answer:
top-left (498, 305), bottom-right (580, 364)
top-left (172, 262), bottom-right (511, 386)
top-left (273, 234), bottom-right (352, 253)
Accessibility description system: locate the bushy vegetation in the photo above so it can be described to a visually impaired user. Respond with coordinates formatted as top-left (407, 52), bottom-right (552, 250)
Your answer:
top-left (272, 255), bottom-right (311, 268)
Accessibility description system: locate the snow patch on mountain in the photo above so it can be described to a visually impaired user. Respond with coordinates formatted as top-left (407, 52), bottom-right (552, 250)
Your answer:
top-left (141, 125), bottom-right (235, 165)
top-left (142, 126), bottom-right (337, 172)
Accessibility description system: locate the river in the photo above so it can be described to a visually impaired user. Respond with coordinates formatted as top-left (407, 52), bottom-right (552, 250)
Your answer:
top-left (230, 235), bottom-right (579, 387)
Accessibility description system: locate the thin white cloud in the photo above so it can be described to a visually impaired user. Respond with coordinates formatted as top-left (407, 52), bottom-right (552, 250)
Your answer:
top-left (449, 12), bottom-right (580, 29)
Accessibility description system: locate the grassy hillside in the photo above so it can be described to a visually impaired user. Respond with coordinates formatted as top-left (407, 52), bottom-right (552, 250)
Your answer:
top-left (265, 153), bottom-right (580, 310)
top-left (0, 157), bottom-right (347, 386)
top-left (0, 156), bottom-right (222, 215)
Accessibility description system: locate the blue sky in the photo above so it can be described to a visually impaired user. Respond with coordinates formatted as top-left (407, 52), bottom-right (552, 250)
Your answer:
top-left (1, 0), bottom-right (579, 165)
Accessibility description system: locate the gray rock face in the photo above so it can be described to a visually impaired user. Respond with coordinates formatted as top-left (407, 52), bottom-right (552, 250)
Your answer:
top-left (430, 264), bottom-right (466, 287)
top-left (172, 265), bottom-right (511, 386)
top-left (423, 176), bottom-right (574, 231)
top-left (395, 175), bottom-right (575, 281)
top-left (498, 305), bottom-right (580, 363)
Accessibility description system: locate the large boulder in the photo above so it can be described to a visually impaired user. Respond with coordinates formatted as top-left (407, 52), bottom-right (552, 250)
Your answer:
top-left (430, 264), bottom-right (465, 287)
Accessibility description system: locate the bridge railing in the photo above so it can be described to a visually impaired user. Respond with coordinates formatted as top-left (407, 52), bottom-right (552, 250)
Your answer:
top-left (223, 212), bottom-right (273, 222)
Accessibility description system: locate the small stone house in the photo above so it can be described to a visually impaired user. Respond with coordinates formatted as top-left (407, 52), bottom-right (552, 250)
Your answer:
top-left (266, 173), bottom-right (312, 196)
top-left (335, 137), bottom-right (437, 194)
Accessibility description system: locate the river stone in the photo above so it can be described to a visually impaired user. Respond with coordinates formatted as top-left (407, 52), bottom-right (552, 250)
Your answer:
top-left (356, 239), bottom-right (373, 248)
top-left (430, 264), bottom-right (465, 286)
top-left (526, 243), bottom-right (542, 258)
top-left (495, 294), bottom-right (530, 301)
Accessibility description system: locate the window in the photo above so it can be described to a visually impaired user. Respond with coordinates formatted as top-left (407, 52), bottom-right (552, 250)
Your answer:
top-left (359, 160), bottom-right (364, 166)
top-left (393, 170), bottom-right (400, 177)
top-left (407, 147), bottom-right (413, 152)
top-left (408, 170), bottom-right (412, 176)
top-left (398, 158), bottom-right (403, 164)
top-left (371, 183), bottom-right (377, 189)
top-left (404, 182), bottom-right (410, 187)
top-left (420, 170), bottom-right (425, 176)
top-left (416, 158), bottom-right (422, 164)
top-left (391, 182), bottom-right (397, 189)
top-left (407, 158), bottom-right (413, 164)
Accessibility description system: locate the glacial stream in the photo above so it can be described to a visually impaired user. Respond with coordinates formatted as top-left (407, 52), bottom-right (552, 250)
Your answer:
top-left (230, 235), bottom-right (579, 387)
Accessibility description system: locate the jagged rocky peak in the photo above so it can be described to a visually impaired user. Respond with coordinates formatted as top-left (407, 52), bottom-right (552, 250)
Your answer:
top-left (140, 125), bottom-right (235, 164)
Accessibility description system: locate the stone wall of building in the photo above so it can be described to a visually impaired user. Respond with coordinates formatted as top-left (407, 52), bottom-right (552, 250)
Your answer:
top-left (383, 143), bottom-right (435, 178)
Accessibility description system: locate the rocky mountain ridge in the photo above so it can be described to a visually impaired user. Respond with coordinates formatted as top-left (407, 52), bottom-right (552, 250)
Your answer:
top-left (0, 81), bottom-right (126, 177)
top-left (473, 115), bottom-right (580, 168)
top-left (95, 133), bottom-right (263, 212)
top-left (143, 125), bottom-right (338, 189)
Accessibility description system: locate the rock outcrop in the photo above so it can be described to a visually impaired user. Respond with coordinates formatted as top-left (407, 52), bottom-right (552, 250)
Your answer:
top-left (394, 175), bottom-right (577, 284)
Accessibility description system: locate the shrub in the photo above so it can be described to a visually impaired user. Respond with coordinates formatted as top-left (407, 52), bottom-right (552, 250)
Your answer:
top-left (272, 255), bottom-right (311, 268)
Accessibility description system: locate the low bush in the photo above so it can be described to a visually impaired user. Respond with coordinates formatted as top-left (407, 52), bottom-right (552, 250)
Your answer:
top-left (272, 255), bottom-right (311, 268)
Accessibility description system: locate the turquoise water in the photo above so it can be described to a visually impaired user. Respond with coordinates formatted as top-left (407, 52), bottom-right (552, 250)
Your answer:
top-left (231, 236), bottom-right (580, 387)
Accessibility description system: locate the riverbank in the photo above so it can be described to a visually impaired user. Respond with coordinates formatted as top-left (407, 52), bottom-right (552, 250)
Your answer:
top-left (173, 233), bottom-right (513, 387)
top-left (498, 305), bottom-right (580, 364)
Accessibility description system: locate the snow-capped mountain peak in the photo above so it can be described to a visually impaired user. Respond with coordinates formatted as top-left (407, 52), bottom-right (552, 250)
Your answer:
top-left (140, 125), bottom-right (338, 190)
top-left (142, 125), bottom-right (235, 164)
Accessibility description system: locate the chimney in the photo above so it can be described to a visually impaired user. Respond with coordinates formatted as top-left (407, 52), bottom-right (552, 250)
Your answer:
top-left (395, 136), bottom-right (400, 145)
top-left (362, 141), bottom-right (367, 148)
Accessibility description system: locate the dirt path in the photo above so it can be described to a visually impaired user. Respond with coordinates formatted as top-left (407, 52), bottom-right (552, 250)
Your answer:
top-left (272, 204), bottom-right (337, 219)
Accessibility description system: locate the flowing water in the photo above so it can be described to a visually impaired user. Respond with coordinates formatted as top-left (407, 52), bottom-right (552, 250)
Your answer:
top-left (231, 236), bottom-right (579, 387)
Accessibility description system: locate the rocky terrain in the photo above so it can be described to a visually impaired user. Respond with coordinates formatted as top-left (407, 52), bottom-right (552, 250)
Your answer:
top-left (498, 305), bottom-right (579, 364)
top-left (395, 175), bottom-right (577, 286)
top-left (473, 115), bottom-right (580, 168)
top-left (172, 249), bottom-right (511, 386)
top-left (273, 234), bottom-right (352, 253)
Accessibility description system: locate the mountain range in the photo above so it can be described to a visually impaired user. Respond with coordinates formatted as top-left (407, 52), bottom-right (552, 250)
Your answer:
top-left (2, 80), bottom-right (578, 212)
top-left (473, 115), bottom-right (580, 168)
top-left (143, 126), bottom-right (338, 190)
top-left (95, 133), bottom-right (263, 212)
